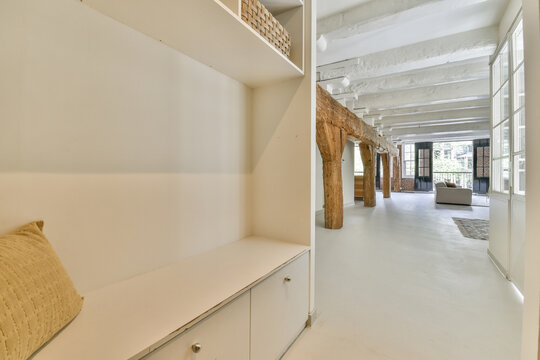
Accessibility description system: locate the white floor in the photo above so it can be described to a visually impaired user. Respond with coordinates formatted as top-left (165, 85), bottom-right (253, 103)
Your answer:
top-left (284, 192), bottom-right (522, 360)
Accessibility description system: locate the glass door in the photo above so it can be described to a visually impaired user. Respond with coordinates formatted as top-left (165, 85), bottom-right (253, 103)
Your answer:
top-left (414, 142), bottom-right (433, 191)
top-left (489, 16), bottom-right (526, 293)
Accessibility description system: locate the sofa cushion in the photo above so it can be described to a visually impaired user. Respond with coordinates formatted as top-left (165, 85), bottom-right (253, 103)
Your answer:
top-left (0, 221), bottom-right (83, 360)
top-left (445, 181), bottom-right (457, 188)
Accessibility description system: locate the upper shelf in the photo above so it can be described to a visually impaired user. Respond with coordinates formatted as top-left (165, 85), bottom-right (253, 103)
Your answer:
top-left (82, 0), bottom-right (304, 88)
top-left (260, 0), bottom-right (304, 14)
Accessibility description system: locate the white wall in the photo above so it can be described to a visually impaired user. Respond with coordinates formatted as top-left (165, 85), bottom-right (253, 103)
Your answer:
top-left (315, 140), bottom-right (355, 212)
top-left (342, 141), bottom-right (355, 207)
top-left (521, 0), bottom-right (540, 358)
top-left (499, 0), bottom-right (522, 41)
top-left (0, 0), bottom-right (252, 293)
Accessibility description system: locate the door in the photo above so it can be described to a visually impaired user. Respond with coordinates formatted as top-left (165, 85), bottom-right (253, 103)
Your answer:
top-left (489, 18), bottom-right (526, 293)
top-left (375, 153), bottom-right (381, 190)
top-left (414, 142), bottom-right (433, 191)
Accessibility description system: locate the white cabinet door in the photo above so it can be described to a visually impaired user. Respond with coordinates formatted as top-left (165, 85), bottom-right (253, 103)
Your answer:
top-left (144, 292), bottom-right (250, 360)
top-left (250, 253), bottom-right (309, 360)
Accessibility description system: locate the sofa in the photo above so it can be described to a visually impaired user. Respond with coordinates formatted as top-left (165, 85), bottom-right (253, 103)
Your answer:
top-left (434, 182), bottom-right (473, 205)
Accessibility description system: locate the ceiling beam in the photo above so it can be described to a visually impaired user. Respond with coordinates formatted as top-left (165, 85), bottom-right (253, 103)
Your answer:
top-left (354, 79), bottom-right (489, 110)
top-left (383, 122), bottom-right (490, 136)
top-left (316, 85), bottom-right (397, 155)
top-left (318, 0), bottom-right (505, 65)
top-left (317, 27), bottom-right (498, 78)
top-left (347, 58), bottom-right (489, 96)
top-left (362, 98), bottom-right (490, 118)
top-left (318, 0), bottom-right (435, 36)
top-left (375, 107), bottom-right (490, 126)
top-left (395, 131), bottom-right (490, 143)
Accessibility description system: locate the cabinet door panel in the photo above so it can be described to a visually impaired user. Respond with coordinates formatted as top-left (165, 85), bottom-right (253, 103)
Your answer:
top-left (144, 292), bottom-right (250, 360)
top-left (251, 253), bottom-right (309, 360)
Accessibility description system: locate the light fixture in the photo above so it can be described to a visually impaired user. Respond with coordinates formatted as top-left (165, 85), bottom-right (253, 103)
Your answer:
top-left (317, 75), bottom-right (350, 89)
top-left (316, 35), bottom-right (328, 52)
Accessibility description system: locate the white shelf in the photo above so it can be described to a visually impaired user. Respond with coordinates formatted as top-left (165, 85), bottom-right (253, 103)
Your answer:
top-left (260, 0), bottom-right (303, 15)
top-left (33, 237), bottom-right (309, 360)
top-left (82, 0), bottom-right (304, 88)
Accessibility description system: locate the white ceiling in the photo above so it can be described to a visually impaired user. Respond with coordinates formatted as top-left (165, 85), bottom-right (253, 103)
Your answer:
top-left (316, 0), bottom-right (511, 143)
top-left (317, 0), bottom-right (373, 19)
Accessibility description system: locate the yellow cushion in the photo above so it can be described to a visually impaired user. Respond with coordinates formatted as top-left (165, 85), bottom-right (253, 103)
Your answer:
top-left (0, 221), bottom-right (83, 360)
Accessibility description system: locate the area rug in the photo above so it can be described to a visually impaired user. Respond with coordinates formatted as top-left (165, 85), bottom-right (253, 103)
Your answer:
top-left (452, 217), bottom-right (489, 240)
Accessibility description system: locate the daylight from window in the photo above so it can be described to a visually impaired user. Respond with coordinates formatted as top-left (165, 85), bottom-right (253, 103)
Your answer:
top-left (433, 141), bottom-right (473, 189)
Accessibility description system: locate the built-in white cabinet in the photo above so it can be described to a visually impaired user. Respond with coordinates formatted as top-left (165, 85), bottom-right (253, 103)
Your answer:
top-left (144, 292), bottom-right (251, 360)
top-left (251, 253), bottom-right (309, 360)
top-left (144, 253), bottom-right (309, 360)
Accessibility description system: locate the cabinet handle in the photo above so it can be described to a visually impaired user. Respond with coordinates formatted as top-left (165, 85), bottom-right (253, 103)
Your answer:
top-left (192, 343), bottom-right (202, 353)
top-left (284, 276), bottom-right (291, 282)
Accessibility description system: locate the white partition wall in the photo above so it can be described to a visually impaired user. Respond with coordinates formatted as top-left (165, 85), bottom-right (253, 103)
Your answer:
top-left (0, 0), bottom-right (315, 311)
top-left (489, 13), bottom-right (526, 294)
top-left (521, 0), bottom-right (540, 358)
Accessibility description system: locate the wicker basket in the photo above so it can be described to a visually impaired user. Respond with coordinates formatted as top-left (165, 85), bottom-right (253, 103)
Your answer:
top-left (241, 0), bottom-right (291, 58)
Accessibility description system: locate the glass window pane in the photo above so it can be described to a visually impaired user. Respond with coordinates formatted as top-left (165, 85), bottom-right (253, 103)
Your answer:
top-left (502, 82), bottom-right (510, 120)
top-left (492, 57), bottom-right (501, 92)
top-left (514, 64), bottom-right (525, 110)
top-left (502, 119), bottom-right (510, 156)
top-left (493, 124), bottom-right (501, 158)
top-left (513, 20), bottom-right (524, 68)
top-left (492, 91), bottom-right (501, 126)
top-left (514, 154), bottom-right (526, 195)
top-left (501, 43), bottom-right (509, 85)
top-left (514, 109), bottom-right (526, 153)
top-left (502, 157), bottom-right (510, 193)
top-left (493, 159), bottom-right (501, 192)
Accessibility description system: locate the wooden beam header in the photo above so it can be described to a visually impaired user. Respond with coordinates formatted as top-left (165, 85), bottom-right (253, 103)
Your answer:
top-left (316, 85), bottom-right (398, 155)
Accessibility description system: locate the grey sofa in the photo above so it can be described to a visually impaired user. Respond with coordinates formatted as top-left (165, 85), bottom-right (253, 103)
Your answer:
top-left (434, 182), bottom-right (472, 205)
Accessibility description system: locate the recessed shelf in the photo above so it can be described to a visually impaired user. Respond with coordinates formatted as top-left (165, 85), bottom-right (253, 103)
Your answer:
top-left (259, 0), bottom-right (303, 15)
top-left (82, 0), bottom-right (304, 87)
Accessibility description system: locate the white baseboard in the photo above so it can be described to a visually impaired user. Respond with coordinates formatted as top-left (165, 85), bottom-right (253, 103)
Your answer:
top-left (307, 308), bottom-right (317, 327)
top-left (487, 249), bottom-right (510, 280)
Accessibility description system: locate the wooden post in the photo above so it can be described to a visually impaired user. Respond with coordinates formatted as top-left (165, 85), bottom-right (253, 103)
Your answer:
top-left (382, 153), bottom-right (391, 198)
top-left (392, 155), bottom-right (401, 192)
top-left (316, 122), bottom-right (347, 229)
top-left (359, 143), bottom-right (376, 207)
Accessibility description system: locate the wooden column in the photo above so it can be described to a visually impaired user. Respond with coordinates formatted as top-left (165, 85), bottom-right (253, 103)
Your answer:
top-left (392, 155), bottom-right (401, 192)
top-left (359, 143), bottom-right (376, 207)
top-left (317, 122), bottom-right (347, 229)
top-left (381, 153), bottom-right (391, 198)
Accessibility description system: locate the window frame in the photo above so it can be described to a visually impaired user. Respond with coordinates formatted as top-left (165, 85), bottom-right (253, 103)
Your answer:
top-left (402, 143), bottom-right (415, 178)
top-left (490, 13), bottom-right (525, 197)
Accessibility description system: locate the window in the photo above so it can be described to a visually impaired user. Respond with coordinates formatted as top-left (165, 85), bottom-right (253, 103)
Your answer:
top-left (491, 18), bottom-right (526, 195)
top-left (512, 20), bottom-right (526, 195)
top-left (354, 144), bottom-right (364, 175)
top-left (418, 148), bottom-right (430, 177)
top-left (476, 146), bottom-right (490, 178)
top-left (402, 144), bottom-right (415, 177)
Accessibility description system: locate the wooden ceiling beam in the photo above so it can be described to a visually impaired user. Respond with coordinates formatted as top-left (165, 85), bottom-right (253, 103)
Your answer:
top-left (316, 85), bottom-right (398, 155)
